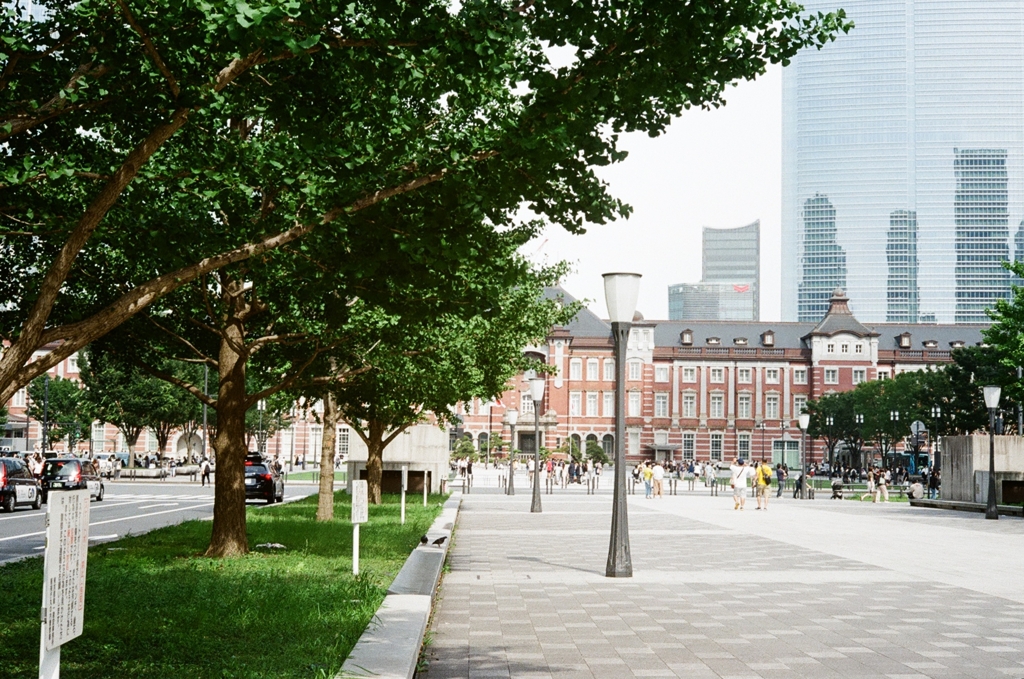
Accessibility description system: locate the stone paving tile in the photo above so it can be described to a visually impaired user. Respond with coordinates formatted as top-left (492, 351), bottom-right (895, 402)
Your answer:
top-left (423, 488), bottom-right (1024, 679)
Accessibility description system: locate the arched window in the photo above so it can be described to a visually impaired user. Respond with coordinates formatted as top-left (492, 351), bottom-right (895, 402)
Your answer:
top-left (570, 433), bottom-right (582, 456)
top-left (478, 432), bottom-right (489, 452)
top-left (602, 434), bottom-right (614, 456)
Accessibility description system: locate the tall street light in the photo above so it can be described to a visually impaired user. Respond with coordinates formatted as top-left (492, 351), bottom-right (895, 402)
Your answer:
top-left (825, 415), bottom-right (834, 467)
top-left (984, 385), bottom-right (1001, 520)
top-left (930, 405), bottom-right (942, 471)
top-left (530, 376), bottom-right (546, 513)
top-left (257, 399), bottom-right (266, 455)
top-left (890, 410), bottom-right (899, 468)
top-left (603, 272), bottom-right (641, 578)
top-left (505, 408), bottom-right (519, 496)
top-left (798, 412), bottom-right (810, 499)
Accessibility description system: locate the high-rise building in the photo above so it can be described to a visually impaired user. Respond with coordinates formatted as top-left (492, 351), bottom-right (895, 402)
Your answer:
top-left (782, 1), bottom-right (1024, 323)
top-left (668, 221), bottom-right (760, 320)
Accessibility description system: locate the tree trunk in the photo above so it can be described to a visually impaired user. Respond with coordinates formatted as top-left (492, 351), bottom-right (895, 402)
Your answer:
top-left (365, 419), bottom-right (386, 505)
top-left (315, 393), bottom-right (339, 521)
top-left (205, 299), bottom-right (250, 558)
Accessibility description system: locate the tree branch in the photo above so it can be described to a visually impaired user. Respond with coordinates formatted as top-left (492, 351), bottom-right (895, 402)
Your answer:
top-left (114, 0), bottom-right (180, 97)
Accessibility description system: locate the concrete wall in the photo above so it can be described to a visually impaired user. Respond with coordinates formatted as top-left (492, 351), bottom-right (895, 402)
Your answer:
top-left (346, 423), bottom-right (450, 494)
top-left (942, 435), bottom-right (1024, 503)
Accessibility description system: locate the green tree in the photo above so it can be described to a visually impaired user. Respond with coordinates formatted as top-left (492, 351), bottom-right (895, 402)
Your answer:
top-left (27, 375), bottom-right (89, 451)
top-left (78, 346), bottom-right (164, 466)
top-left (0, 0), bottom-right (851, 407)
top-left (585, 440), bottom-right (610, 466)
top-left (805, 393), bottom-right (845, 464)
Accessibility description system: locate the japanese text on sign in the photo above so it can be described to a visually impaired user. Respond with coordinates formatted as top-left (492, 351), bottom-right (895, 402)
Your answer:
top-left (351, 480), bottom-right (368, 524)
top-left (43, 489), bottom-right (90, 650)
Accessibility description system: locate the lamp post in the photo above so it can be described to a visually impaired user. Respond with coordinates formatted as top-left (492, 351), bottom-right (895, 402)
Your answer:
top-left (889, 410), bottom-right (899, 468)
top-left (505, 408), bottom-right (519, 496)
top-left (825, 415), bottom-right (834, 467)
top-left (984, 385), bottom-right (1001, 520)
top-left (603, 272), bottom-right (641, 578)
top-left (798, 412), bottom-right (810, 499)
top-left (41, 374), bottom-right (50, 454)
top-left (257, 399), bottom-right (266, 455)
top-left (758, 421), bottom-right (767, 463)
top-left (530, 376), bottom-right (546, 513)
top-left (930, 406), bottom-right (942, 471)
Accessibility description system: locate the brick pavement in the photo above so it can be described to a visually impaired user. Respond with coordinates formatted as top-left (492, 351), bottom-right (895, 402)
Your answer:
top-left (423, 481), bottom-right (1024, 679)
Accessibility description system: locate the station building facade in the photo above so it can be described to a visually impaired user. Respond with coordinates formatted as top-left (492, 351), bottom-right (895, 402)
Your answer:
top-left (457, 288), bottom-right (986, 468)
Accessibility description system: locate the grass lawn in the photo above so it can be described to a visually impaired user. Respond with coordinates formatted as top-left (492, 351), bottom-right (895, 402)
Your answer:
top-left (0, 491), bottom-right (445, 679)
top-left (285, 470), bottom-right (347, 483)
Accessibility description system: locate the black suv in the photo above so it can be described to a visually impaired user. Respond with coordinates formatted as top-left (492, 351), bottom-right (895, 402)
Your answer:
top-left (0, 457), bottom-right (43, 512)
top-left (244, 459), bottom-right (284, 504)
top-left (40, 458), bottom-right (105, 503)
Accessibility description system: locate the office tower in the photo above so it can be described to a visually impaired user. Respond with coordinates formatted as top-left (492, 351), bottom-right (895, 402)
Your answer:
top-left (886, 210), bottom-right (919, 323)
top-left (782, 1), bottom-right (1024, 323)
top-left (669, 221), bottom-right (759, 320)
top-left (797, 195), bottom-right (846, 321)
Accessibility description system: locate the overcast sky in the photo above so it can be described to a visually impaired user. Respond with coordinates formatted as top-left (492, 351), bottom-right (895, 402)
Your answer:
top-left (528, 63), bottom-right (783, 322)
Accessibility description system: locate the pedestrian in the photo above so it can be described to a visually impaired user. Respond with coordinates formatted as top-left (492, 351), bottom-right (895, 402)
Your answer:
top-left (874, 467), bottom-right (889, 503)
top-left (113, 456), bottom-right (122, 480)
top-left (775, 464), bottom-right (786, 498)
top-left (756, 459), bottom-right (773, 510)
top-left (928, 469), bottom-right (940, 499)
top-left (686, 461), bottom-right (696, 491)
top-left (730, 458), bottom-right (753, 510)
top-left (652, 460), bottom-right (665, 499)
top-left (861, 468), bottom-right (875, 501)
top-left (200, 457), bottom-right (211, 487)
top-left (642, 462), bottom-right (653, 499)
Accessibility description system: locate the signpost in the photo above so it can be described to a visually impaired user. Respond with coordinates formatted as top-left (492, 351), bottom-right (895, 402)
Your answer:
top-left (40, 489), bottom-right (90, 679)
top-left (401, 465), bottom-right (408, 525)
top-left (351, 480), bottom-right (368, 576)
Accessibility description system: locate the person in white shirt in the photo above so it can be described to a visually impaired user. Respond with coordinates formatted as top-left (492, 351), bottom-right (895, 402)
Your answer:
top-left (652, 462), bottom-right (665, 498)
top-left (729, 459), bottom-right (754, 510)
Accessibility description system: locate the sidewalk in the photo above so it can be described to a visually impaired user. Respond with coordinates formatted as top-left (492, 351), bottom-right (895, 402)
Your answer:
top-left (424, 483), bottom-right (1024, 679)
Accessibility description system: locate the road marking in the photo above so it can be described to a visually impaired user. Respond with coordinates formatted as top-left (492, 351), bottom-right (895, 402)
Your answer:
top-left (137, 503), bottom-right (179, 510)
top-left (89, 534), bottom-right (118, 541)
top-left (0, 502), bottom-right (214, 542)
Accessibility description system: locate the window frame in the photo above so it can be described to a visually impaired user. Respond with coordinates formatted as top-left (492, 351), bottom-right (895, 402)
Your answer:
top-left (654, 392), bottom-right (669, 418)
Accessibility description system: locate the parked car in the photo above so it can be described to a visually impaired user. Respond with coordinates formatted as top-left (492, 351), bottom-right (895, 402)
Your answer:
top-left (244, 459), bottom-right (284, 504)
top-left (0, 457), bottom-right (43, 512)
top-left (40, 458), bottom-right (104, 503)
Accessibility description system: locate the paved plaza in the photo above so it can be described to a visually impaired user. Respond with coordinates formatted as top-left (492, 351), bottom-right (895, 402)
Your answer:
top-left (424, 476), bottom-right (1024, 679)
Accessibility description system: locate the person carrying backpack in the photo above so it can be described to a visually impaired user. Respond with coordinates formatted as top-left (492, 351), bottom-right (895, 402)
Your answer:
top-left (756, 460), bottom-right (773, 510)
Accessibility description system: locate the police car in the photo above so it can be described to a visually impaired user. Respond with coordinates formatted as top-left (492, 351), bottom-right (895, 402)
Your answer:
top-left (0, 456), bottom-right (43, 512)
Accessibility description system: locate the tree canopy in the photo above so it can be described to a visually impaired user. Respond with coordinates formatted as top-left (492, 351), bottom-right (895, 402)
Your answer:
top-left (0, 0), bottom-right (852, 405)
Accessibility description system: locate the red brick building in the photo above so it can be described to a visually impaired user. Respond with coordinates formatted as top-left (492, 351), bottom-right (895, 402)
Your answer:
top-left (457, 288), bottom-right (985, 468)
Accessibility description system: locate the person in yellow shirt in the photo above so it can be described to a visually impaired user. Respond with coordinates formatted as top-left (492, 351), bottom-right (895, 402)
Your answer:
top-left (756, 459), bottom-right (773, 510)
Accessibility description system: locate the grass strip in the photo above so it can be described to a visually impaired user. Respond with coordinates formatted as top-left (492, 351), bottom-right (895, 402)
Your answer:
top-left (0, 491), bottom-right (445, 679)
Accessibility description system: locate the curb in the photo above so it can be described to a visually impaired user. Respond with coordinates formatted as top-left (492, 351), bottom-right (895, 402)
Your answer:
top-left (339, 492), bottom-right (461, 679)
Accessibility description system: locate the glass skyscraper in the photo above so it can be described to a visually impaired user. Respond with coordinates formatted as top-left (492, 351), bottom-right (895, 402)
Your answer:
top-left (669, 221), bottom-right (760, 320)
top-left (782, 1), bottom-right (1024, 323)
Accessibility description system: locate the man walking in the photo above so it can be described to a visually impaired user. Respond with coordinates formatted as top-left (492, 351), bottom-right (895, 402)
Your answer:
top-left (200, 457), bottom-right (212, 487)
top-left (730, 459), bottom-right (753, 510)
top-left (652, 460), bottom-right (665, 499)
top-left (756, 459), bottom-right (773, 510)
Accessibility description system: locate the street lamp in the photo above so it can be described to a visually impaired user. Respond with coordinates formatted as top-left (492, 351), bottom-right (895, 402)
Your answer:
top-left (257, 399), bottom-right (266, 455)
top-left (505, 408), bottom-right (519, 496)
top-left (889, 410), bottom-right (899, 468)
top-left (825, 415), bottom-right (834, 467)
top-left (984, 385), bottom-right (1001, 520)
top-left (930, 406), bottom-right (942, 471)
top-left (757, 421), bottom-right (767, 462)
top-left (855, 413), bottom-right (864, 469)
top-left (603, 271), bottom-right (641, 578)
top-left (530, 376), bottom-right (546, 513)
top-left (798, 412), bottom-right (810, 499)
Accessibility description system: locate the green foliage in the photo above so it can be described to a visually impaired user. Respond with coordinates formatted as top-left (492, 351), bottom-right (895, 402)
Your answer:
top-left (0, 0), bottom-right (852, 404)
top-left (26, 375), bottom-right (89, 450)
top-left (585, 439), bottom-right (610, 465)
top-left (453, 436), bottom-right (477, 462)
top-left (0, 491), bottom-right (444, 679)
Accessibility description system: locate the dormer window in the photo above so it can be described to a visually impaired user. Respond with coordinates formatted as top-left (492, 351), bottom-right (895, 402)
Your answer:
top-left (950, 340), bottom-right (965, 349)
top-left (733, 337), bottom-right (748, 346)
top-left (761, 331), bottom-right (775, 347)
top-left (707, 337), bottom-right (721, 346)
top-left (898, 332), bottom-right (912, 349)
top-left (923, 340), bottom-right (938, 349)
top-left (680, 329), bottom-right (693, 346)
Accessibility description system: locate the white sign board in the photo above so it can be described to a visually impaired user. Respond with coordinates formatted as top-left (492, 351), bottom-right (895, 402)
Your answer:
top-left (351, 480), bottom-right (368, 524)
top-left (42, 489), bottom-right (90, 650)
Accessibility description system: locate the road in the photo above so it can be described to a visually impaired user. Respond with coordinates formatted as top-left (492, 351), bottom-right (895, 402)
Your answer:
top-left (0, 478), bottom-right (325, 565)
